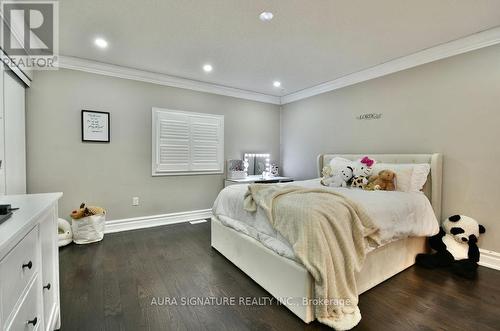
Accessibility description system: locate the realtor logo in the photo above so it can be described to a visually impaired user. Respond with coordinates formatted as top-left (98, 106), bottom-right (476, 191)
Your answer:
top-left (1, 0), bottom-right (59, 69)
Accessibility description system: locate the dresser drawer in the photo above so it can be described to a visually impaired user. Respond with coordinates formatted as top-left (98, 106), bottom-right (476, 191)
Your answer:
top-left (0, 226), bottom-right (40, 322)
top-left (5, 276), bottom-right (43, 331)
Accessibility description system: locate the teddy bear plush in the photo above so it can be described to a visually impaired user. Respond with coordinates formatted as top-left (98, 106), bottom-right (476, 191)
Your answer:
top-left (70, 203), bottom-right (106, 220)
top-left (320, 165), bottom-right (335, 186)
top-left (365, 170), bottom-right (396, 191)
top-left (416, 215), bottom-right (486, 279)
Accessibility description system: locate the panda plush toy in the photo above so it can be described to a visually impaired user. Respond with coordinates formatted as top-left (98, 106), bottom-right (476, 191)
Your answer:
top-left (416, 215), bottom-right (485, 279)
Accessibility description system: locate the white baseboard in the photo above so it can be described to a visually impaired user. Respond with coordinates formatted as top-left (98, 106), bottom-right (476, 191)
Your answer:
top-left (105, 209), bottom-right (213, 234)
top-left (479, 249), bottom-right (500, 271)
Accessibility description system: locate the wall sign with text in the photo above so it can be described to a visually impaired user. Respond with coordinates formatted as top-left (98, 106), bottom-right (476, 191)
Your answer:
top-left (82, 110), bottom-right (110, 142)
top-left (356, 113), bottom-right (382, 120)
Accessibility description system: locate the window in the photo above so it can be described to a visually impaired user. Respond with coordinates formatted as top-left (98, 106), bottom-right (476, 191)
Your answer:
top-left (152, 108), bottom-right (224, 176)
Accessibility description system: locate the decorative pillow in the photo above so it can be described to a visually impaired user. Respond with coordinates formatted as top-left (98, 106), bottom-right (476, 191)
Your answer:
top-left (410, 163), bottom-right (431, 192)
top-left (371, 163), bottom-right (430, 192)
top-left (328, 157), bottom-right (354, 174)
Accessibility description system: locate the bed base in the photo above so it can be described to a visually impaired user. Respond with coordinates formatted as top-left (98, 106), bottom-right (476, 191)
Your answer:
top-left (211, 216), bottom-right (427, 323)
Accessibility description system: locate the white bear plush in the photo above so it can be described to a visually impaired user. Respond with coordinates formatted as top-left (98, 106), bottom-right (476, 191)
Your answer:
top-left (321, 165), bottom-right (353, 187)
top-left (330, 166), bottom-right (354, 187)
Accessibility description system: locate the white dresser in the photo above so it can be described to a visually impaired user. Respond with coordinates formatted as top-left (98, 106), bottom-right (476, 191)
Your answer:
top-left (0, 193), bottom-right (62, 331)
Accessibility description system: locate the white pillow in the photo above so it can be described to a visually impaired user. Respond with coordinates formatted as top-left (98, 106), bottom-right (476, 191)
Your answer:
top-left (372, 163), bottom-right (413, 192)
top-left (410, 163), bottom-right (431, 192)
top-left (371, 163), bottom-right (430, 192)
top-left (328, 157), bottom-right (354, 174)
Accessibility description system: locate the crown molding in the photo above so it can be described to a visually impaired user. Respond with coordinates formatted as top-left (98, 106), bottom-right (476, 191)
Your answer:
top-left (57, 26), bottom-right (500, 106)
top-left (281, 26), bottom-right (500, 104)
top-left (0, 14), bottom-right (32, 86)
top-left (57, 56), bottom-right (281, 105)
top-left (0, 48), bottom-right (31, 86)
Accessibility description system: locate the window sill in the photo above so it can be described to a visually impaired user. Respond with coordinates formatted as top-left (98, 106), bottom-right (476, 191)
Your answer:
top-left (152, 171), bottom-right (224, 177)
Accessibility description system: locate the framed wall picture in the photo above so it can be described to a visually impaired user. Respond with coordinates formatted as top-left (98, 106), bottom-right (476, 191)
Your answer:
top-left (81, 110), bottom-right (110, 142)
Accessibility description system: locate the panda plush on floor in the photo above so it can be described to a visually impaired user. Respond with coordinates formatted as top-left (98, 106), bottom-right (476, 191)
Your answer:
top-left (416, 215), bottom-right (486, 279)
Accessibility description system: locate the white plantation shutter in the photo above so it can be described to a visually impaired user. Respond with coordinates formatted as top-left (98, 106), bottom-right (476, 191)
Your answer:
top-left (155, 111), bottom-right (190, 172)
top-left (190, 116), bottom-right (223, 171)
top-left (152, 108), bottom-right (224, 175)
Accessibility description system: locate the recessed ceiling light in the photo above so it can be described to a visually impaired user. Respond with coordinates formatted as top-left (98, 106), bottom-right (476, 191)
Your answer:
top-left (203, 64), bottom-right (213, 73)
top-left (94, 38), bottom-right (108, 48)
top-left (259, 12), bottom-right (274, 22)
top-left (273, 81), bottom-right (281, 88)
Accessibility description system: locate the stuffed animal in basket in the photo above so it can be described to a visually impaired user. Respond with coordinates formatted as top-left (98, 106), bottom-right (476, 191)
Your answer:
top-left (351, 156), bottom-right (375, 189)
top-left (70, 203), bottom-right (106, 220)
top-left (365, 170), bottom-right (396, 191)
top-left (416, 215), bottom-right (486, 279)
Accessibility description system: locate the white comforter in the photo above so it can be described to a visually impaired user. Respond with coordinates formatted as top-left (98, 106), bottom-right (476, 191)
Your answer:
top-left (212, 179), bottom-right (439, 260)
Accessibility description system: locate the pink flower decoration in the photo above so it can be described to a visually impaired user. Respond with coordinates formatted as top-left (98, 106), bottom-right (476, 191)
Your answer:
top-left (360, 156), bottom-right (374, 167)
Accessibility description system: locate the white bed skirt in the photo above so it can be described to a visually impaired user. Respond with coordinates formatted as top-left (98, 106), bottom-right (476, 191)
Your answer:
top-left (211, 216), bottom-right (427, 323)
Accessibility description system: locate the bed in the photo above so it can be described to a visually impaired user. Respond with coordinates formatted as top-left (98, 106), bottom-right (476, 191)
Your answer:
top-left (211, 154), bottom-right (442, 324)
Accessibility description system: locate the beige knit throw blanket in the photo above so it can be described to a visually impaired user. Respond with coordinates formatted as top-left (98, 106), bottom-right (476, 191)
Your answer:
top-left (244, 184), bottom-right (380, 330)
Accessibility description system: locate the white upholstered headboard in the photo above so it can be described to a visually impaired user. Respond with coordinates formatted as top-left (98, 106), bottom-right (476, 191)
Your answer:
top-left (317, 154), bottom-right (443, 220)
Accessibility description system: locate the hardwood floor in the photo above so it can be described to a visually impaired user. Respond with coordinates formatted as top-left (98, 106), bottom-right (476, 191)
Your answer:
top-left (59, 221), bottom-right (500, 331)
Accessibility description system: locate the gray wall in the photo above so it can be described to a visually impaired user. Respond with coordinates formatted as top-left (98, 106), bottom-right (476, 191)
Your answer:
top-left (26, 69), bottom-right (280, 220)
top-left (281, 44), bottom-right (500, 252)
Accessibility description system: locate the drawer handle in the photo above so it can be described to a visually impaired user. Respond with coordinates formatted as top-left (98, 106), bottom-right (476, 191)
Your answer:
top-left (43, 283), bottom-right (51, 290)
top-left (27, 317), bottom-right (38, 326)
top-left (22, 261), bottom-right (33, 270)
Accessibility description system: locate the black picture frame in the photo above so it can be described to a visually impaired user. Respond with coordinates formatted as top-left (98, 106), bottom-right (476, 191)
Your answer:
top-left (81, 110), bottom-right (110, 143)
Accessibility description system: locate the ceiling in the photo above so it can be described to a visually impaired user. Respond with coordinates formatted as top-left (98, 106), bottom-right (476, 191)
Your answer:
top-left (59, 0), bottom-right (500, 97)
